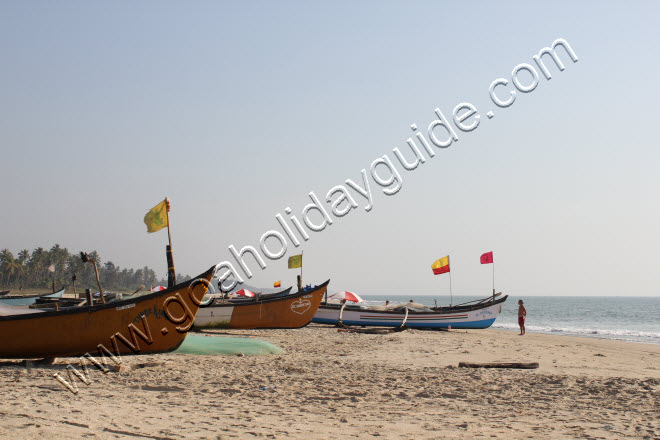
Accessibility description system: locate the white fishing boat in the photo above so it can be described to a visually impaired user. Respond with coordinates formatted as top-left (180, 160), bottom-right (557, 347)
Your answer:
top-left (313, 294), bottom-right (507, 329)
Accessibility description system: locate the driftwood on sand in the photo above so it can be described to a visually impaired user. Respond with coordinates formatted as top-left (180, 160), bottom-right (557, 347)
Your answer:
top-left (458, 362), bottom-right (539, 369)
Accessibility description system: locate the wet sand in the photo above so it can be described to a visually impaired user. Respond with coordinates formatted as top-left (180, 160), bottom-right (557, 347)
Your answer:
top-left (0, 325), bottom-right (658, 439)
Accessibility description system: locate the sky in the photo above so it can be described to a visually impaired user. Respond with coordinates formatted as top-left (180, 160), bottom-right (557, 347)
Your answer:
top-left (1, 1), bottom-right (659, 297)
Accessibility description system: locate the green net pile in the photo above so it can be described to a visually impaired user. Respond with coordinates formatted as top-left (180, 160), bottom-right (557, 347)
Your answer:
top-left (175, 334), bottom-right (283, 356)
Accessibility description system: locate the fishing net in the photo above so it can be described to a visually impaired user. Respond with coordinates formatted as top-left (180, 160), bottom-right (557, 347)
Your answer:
top-left (175, 334), bottom-right (283, 356)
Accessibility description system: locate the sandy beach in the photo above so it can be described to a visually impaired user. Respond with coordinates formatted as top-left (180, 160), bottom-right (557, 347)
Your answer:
top-left (0, 325), bottom-right (658, 439)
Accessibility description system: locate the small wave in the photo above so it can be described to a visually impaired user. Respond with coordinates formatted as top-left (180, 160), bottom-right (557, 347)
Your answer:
top-left (492, 323), bottom-right (660, 343)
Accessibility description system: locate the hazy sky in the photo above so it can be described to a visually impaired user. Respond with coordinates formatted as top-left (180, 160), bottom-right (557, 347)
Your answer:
top-left (1, 1), bottom-right (658, 297)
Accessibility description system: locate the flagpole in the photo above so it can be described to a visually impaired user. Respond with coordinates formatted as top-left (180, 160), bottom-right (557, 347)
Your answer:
top-left (300, 250), bottom-right (303, 286)
top-left (492, 259), bottom-right (495, 297)
top-left (448, 256), bottom-right (453, 306)
top-left (166, 201), bottom-right (173, 251)
top-left (165, 197), bottom-right (176, 287)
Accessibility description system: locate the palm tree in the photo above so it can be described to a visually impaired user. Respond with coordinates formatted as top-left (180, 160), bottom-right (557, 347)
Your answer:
top-left (1, 252), bottom-right (22, 287)
top-left (0, 249), bottom-right (12, 287)
top-left (17, 250), bottom-right (29, 287)
top-left (27, 247), bottom-right (47, 287)
top-left (18, 250), bottom-right (29, 265)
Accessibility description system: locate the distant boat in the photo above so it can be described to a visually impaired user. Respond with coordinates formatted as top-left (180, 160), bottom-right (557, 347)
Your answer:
top-left (313, 294), bottom-right (508, 329)
top-left (0, 266), bottom-right (215, 359)
top-left (195, 281), bottom-right (329, 329)
top-left (0, 289), bottom-right (65, 307)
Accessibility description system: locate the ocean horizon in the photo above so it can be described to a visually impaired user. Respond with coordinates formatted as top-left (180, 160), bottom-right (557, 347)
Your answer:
top-left (358, 295), bottom-right (660, 345)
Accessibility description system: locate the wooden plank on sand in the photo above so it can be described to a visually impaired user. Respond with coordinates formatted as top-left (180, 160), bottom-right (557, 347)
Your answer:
top-left (458, 362), bottom-right (539, 369)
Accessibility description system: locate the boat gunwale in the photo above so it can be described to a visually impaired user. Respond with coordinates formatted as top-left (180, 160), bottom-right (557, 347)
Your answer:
top-left (0, 266), bottom-right (216, 322)
top-left (222, 287), bottom-right (293, 302)
top-left (319, 294), bottom-right (508, 314)
top-left (203, 280), bottom-right (330, 309)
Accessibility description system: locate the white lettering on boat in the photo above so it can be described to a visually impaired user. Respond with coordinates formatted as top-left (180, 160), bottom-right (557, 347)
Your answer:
top-left (291, 298), bottom-right (311, 315)
top-left (116, 303), bottom-right (135, 311)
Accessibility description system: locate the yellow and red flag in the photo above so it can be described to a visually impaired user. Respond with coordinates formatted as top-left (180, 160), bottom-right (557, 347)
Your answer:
top-left (431, 256), bottom-right (450, 275)
top-left (273, 281), bottom-right (281, 288)
top-left (144, 199), bottom-right (169, 233)
top-left (288, 254), bottom-right (302, 269)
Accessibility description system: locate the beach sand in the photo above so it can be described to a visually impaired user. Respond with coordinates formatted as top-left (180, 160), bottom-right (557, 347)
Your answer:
top-left (0, 325), bottom-right (658, 439)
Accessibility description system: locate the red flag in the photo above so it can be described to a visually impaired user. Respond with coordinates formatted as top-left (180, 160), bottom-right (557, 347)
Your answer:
top-left (480, 251), bottom-right (493, 264)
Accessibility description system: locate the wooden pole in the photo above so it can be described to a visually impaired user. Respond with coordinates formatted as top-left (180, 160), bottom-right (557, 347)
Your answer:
top-left (165, 198), bottom-right (173, 252)
top-left (90, 259), bottom-right (106, 305)
top-left (300, 251), bottom-right (303, 287)
top-left (165, 198), bottom-right (176, 287)
top-left (458, 362), bottom-right (539, 369)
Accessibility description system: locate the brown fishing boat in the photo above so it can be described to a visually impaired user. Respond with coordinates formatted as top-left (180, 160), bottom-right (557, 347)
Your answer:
top-left (194, 281), bottom-right (329, 329)
top-left (0, 266), bottom-right (215, 359)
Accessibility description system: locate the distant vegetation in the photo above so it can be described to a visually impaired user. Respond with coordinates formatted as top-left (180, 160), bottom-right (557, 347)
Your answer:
top-left (0, 244), bottom-right (190, 292)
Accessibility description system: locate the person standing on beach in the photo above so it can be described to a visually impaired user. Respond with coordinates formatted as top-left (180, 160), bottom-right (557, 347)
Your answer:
top-left (518, 300), bottom-right (527, 335)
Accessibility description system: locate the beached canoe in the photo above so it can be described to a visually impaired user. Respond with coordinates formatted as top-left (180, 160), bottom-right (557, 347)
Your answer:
top-left (313, 294), bottom-right (508, 329)
top-left (0, 266), bottom-right (215, 359)
top-left (0, 290), bottom-right (9, 296)
top-left (195, 281), bottom-right (329, 329)
top-left (0, 288), bottom-right (65, 307)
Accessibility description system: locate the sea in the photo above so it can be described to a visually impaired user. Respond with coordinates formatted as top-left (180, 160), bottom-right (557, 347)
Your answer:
top-left (359, 295), bottom-right (660, 345)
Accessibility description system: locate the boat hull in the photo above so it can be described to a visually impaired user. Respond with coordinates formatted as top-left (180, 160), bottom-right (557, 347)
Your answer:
top-left (195, 281), bottom-right (329, 329)
top-left (0, 267), bottom-right (215, 359)
top-left (0, 289), bottom-right (64, 307)
top-left (313, 296), bottom-right (507, 329)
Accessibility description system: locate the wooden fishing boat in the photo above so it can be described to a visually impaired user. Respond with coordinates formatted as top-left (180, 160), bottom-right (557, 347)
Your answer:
top-left (195, 281), bottom-right (329, 329)
top-left (0, 266), bottom-right (215, 359)
top-left (0, 288), bottom-right (65, 307)
top-left (313, 294), bottom-right (508, 329)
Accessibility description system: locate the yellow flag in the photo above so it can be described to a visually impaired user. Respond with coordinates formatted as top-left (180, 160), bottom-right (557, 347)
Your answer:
top-left (288, 254), bottom-right (302, 269)
top-left (144, 199), bottom-right (168, 233)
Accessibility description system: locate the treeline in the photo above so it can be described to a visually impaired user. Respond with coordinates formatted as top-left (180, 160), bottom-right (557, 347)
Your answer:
top-left (0, 244), bottom-right (190, 292)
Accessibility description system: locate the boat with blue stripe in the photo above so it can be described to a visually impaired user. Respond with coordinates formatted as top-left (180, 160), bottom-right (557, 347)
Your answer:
top-left (313, 294), bottom-right (507, 329)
